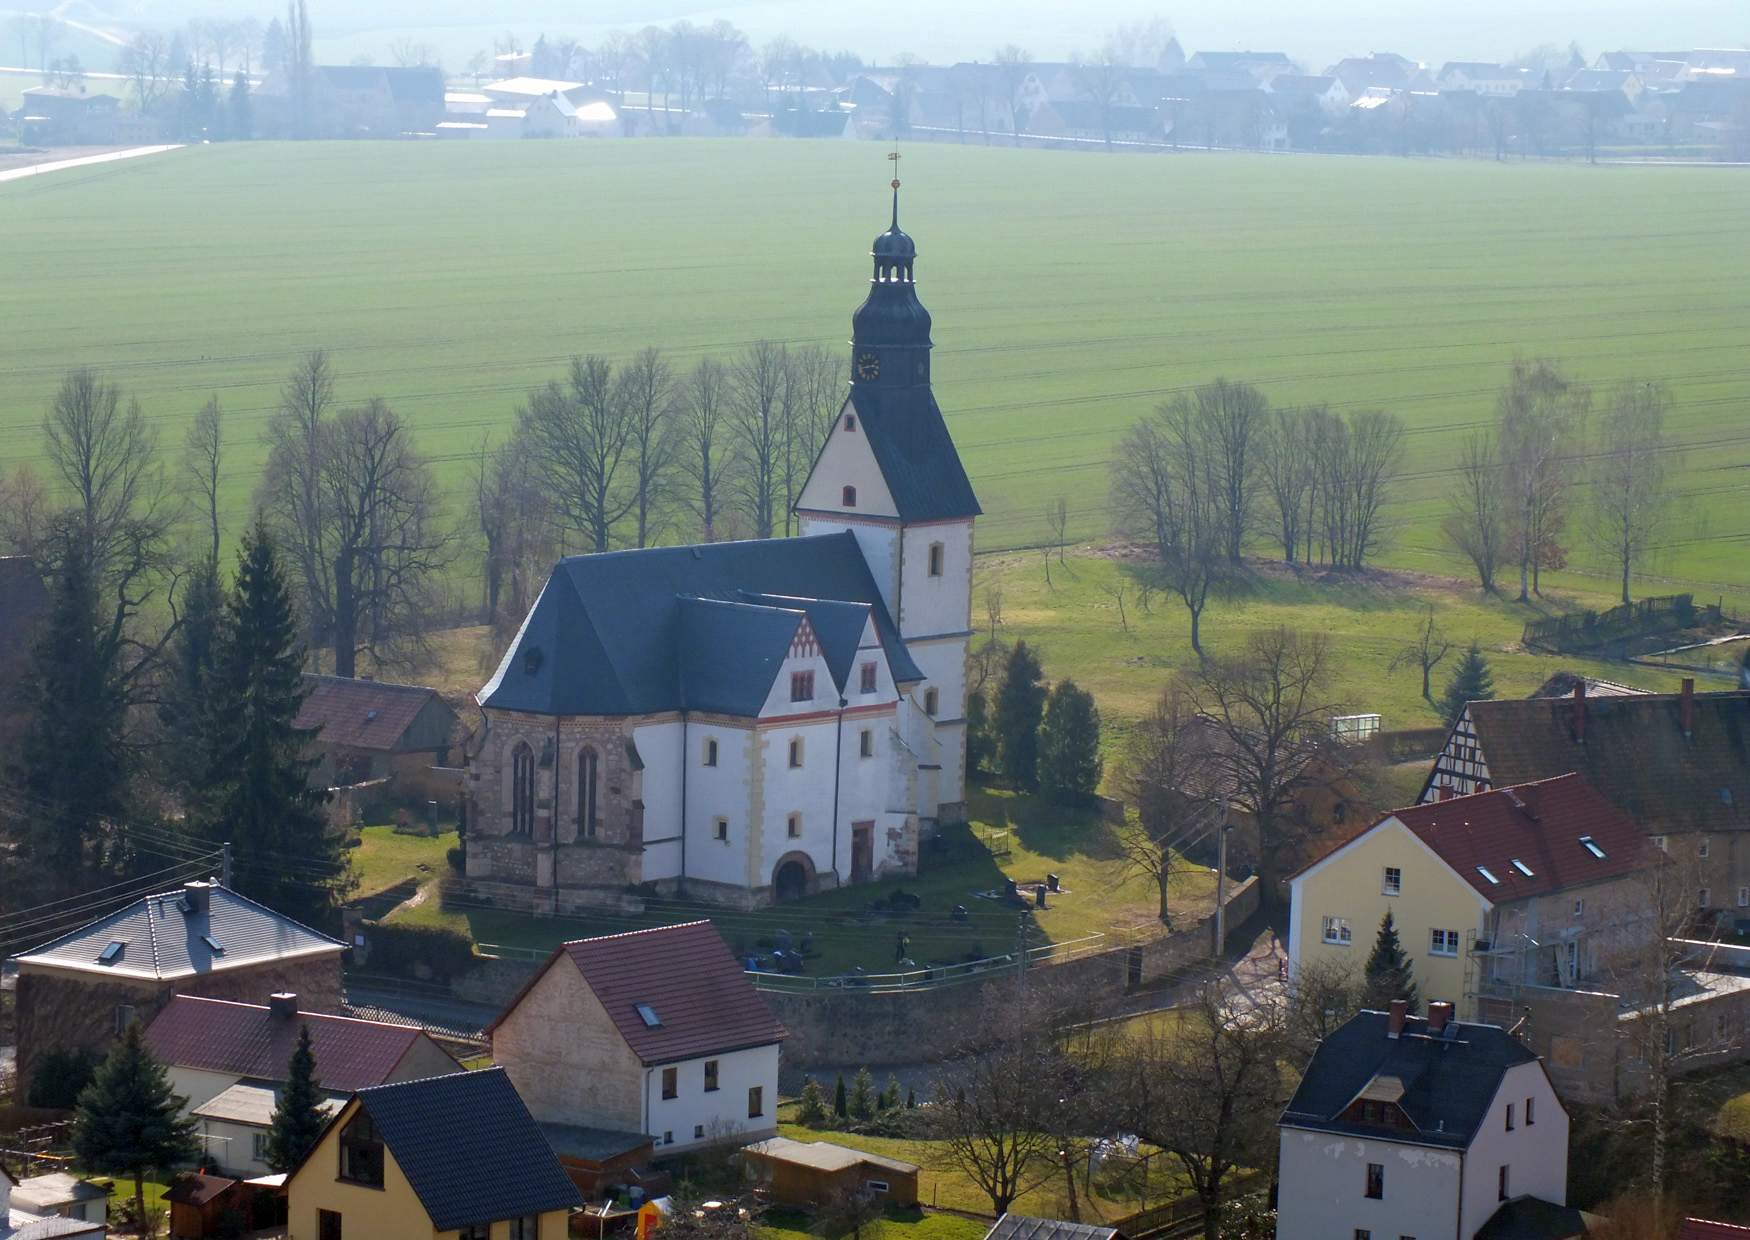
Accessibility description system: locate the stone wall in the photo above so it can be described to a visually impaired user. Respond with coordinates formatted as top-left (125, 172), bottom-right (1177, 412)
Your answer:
top-left (15, 954), bottom-right (343, 1095)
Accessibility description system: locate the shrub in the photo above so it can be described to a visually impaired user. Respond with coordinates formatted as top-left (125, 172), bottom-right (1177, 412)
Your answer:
top-left (27, 1045), bottom-right (101, 1109)
top-left (360, 921), bottom-right (478, 981)
top-left (445, 845), bottom-right (465, 873)
top-left (848, 1067), bottom-right (876, 1120)
top-left (797, 1077), bottom-right (828, 1125)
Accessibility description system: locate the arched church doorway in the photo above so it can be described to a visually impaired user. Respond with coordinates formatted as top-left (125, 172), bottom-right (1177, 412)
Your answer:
top-left (773, 856), bottom-right (812, 903)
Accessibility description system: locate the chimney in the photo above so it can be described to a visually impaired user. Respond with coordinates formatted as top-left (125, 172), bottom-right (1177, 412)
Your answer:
top-left (1681, 678), bottom-right (1695, 737)
top-left (1428, 1001), bottom-right (1453, 1035)
top-left (269, 993), bottom-right (299, 1020)
top-left (181, 880), bottom-right (211, 915)
top-left (1572, 682), bottom-right (1586, 744)
top-left (1387, 998), bottom-right (1408, 1039)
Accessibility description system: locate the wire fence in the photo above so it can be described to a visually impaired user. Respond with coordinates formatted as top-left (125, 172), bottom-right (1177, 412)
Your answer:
top-left (741, 932), bottom-right (1111, 994)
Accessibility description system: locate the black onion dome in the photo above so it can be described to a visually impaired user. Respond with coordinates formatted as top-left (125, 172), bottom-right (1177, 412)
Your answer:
top-left (872, 223), bottom-right (916, 260)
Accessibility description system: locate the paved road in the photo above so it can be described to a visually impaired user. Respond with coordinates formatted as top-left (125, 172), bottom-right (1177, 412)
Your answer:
top-left (0, 144), bottom-right (182, 184)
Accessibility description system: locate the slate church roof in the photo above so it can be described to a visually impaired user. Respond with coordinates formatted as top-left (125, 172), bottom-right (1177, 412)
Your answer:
top-left (479, 532), bottom-right (921, 717)
top-left (1280, 1009), bottom-right (1540, 1149)
top-left (838, 384), bottom-right (981, 525)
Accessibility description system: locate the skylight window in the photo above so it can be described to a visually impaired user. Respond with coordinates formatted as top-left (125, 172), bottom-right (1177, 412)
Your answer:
top-left (98, 940), bottom-right (126, 964)
top-left (201, 935), bottom-right (225, 956)
top-left (1511, 860), bottom-right (1534, 877)
top-left (635, 1003), bottom-right (662, 1028)
top-left (1476, 866), bottom-right (1501, 885)
top-left (1579, 836), bottom-right (1606, 859)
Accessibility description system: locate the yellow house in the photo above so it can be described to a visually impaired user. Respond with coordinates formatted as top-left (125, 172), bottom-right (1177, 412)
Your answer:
top-left (286, 1067), bottom-right (581, 1240)
top-left (1288, 774), bottom-right (1653, 1021)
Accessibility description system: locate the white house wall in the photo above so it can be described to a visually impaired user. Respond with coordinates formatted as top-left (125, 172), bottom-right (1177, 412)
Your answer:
top-left (797, 401), bottom-right (901, 521)
top-left (1457, 1062), bottom-right (1568, 1238)
top-left (644, 1043), bottom-right (781, 1153)
top-left (633, 719), bottom-right (683, 882)
top-left (798, 514), bottom-right (901, 619)
top-left (167, 1066), bottom-right (238, 1114)
top-left (1277, 1127), bottom-right (1464, 1240)
top-left (897, 521), bottom-right (972, 639)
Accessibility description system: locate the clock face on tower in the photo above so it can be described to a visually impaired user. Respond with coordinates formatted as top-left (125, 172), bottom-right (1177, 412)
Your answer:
top-left (855, 352), bottom-right (881, 381)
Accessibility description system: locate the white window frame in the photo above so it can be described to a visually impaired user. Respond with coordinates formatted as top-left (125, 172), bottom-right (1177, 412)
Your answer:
top-left (1652, 834), bottom-right (1667, 852)
top-left (1322, 916), bottom-right (1352, 946)
top-left (1737, 885), bottom-right (1749, 908)
top-left (1382, 867), bottom-right (1402, 897)
top-left (787, 813), bottom-right (801, 839)
top-left (714, 817), bottom-right (729, 842)
top-left (1699, 838), bottom-right (1710, 859)
top-left (1430, 929), bottom-right (1459, 957)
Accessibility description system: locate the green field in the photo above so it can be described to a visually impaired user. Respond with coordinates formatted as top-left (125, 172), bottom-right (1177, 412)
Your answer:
top-left (3, 140), bottom-right (1748, 603)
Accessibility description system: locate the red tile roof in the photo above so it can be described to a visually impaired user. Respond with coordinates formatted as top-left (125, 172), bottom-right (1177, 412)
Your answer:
top-left (1680, 1222), bottom-right (1750, 1240)
top-left (491, 921), bottom-right (786, 1065)
top-left (295, 674), bottom-right (449, 752)
top-left (164, 1173), bottom-right (238, 1207)
top-left (1387, 774), bottom-right (1659, 901)
top-left (144, 995), bottom-right (456, 1093)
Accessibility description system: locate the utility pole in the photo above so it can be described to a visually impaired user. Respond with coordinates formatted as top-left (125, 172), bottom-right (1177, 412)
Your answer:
top-left (221, 840), bottom-right (232, 888)
top-left (1212, 823), bottom-right (1232, 957)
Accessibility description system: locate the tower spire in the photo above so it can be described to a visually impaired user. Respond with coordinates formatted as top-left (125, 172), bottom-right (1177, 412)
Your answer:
top-left (888, 148), bottom-right (901, 229)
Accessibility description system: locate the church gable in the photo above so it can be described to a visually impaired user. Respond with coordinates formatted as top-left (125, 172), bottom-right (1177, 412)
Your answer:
top-left (796, 398), bottom-right (900, 519)
top-left (755, 619), bottom-right (838, 719)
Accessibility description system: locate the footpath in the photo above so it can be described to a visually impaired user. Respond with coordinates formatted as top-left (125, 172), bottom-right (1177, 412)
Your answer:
top-left (0, 144), bottom-right (182, 184)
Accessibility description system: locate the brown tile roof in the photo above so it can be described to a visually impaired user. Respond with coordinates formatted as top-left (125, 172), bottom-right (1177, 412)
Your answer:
top-left (1680, 1222), bottom-right (1750, 1240)
top-left (1462, 690), bottom-right (1750, 835)
top-left (144, 995), bottom-right (456, 1092)
top-left (490, 921), bottom-right (786, 1064)
top-left (295, 674), bottom-right (446, 752)
top-left (163, 1173), bottom-right (238, 1207)
top-left (1389, 774), bottom-right (1659, 901)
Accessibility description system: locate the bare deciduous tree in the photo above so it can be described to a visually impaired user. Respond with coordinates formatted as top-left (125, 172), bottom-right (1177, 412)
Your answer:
top-left (119, 30), bottom-right (175, 112)
top-left (0, 466), bottom-right (50, 559)
top-left (728, 341), bottom-right (788, 539)
top-left (472, 434), bottom-right (554, 633)
top-left (791, 342), bottom-right (846, 464)
top-left (1389, 604), bottom-right (1454, 702)
top-left (1193, 626), bottom-right (1342, 908)
top-left (184, 398), bottom-right (223, 564)
top-left (1046, 496), bottom-right (1068, 565)
top-left (1257, 407), bottom-right (1315, 563)
top-left (1196, 379), bottom-right (1269, 564)
top-left (1444, 429), bottom-right (1506, 594)
top-left (1100, 579), bottom-right (1129, 632)
top-left (678, 357), bottom-right (730, 542)
top-left (1590, 380), bottom-right (1678, 605)
top-left (261, 350), bottom-right (336, 647)
top-left (518, 356), bottom-right (637, 553)
top-left (43, 368), bottom-right (171, 584)
top-left (1308, 407), bottom-right (1405, 570)
top-left (616, 347), bottom-right (679, 548)
top-left (1116, 681), bottom-right (1221, 924)
top-left (1499, 358), bottom-right (1589, 600)
top-left (1111, 398), bottom-right (1225, 655)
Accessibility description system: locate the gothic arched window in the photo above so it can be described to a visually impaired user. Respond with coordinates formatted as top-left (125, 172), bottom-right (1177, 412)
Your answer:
top-left (511, 742), bottom-right (535, 836)
top-left (578, 746), bottom-right (599, 838)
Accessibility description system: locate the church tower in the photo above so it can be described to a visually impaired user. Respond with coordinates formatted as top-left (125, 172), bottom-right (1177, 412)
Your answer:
top-left (795, 179), bottom-right (981, 819)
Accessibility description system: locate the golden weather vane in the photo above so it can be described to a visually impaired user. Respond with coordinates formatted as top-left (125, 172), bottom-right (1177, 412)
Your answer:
top-left (888, 147), bottom-right (901, 190)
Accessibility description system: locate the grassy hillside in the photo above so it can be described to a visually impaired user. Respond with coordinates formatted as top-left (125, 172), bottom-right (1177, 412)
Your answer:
top-left (2, 140), bottom-right (1747, 602)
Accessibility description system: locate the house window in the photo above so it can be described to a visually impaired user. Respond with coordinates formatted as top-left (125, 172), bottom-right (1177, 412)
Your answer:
top-left (789, 737), bottom-right (804, 769)
top-left (337, 1112), bottom-right (384, 1188)
top-left (1382, 867), bottom-right (1402, 896)
top-left (578, 746), bottom-right (599, 838)
top-left (1505, 1102), bottom-right (1515, 1131)
top-left (860, 662), bottom-right (878, 693)
top-left (748, 1086), bottom-right (764, 1118)
top-left (1738, 886), bottom-right (1749, 908)
top-left (459, 1227), bottom-right (489, 1240)
top-left (788, 814), bottom-right (801, 839)
top-left (714, 818), bottom-right (729, 842)
top-left (791, 671), bottom-right (815, 702)
top-left (704, 1060), bottom-right (720, 1092)
top-left (694, 1125), bottom-right (706, 1140)
top-left (1652, 835), bottom-right (1667, 852)
top-left (844, 413), bottom-right (856, 432)
top-left (1573, 898), bottom-right (1584, 918)
top-left (318, 1210), bottom-right (343, 1240)
top-left (1355, 1232), bottom-right (1372, 1240)
top-left (1699, 838), bottom-right (1711, 859)
top-left (842, 485), bottom-right (858, 508)
top-left (510, 1219), bottom-right (540, 1240)
top-left (1579, 836), bottom-right (1606, 859)
top-left (663, 1131), bottom-right (674, 1145)
top-left (1526, 1097), bottom-right (1535, 1125)
top-left (859, 729), bottom-right (874, 758)
top-left (113, 1004), bottom-right (137, 1034)
top-left (928, 543), bottom-right (945, 577)
top-left (662, 1067), bottom-right (678, 1099)
top-left (924, 688), bottom-right (939, 716)
top-left (867, 1180), bottom-right (890, 1194)
top-left (704, 737), bottom-right (719, 767)
top-left (1322, 916), bottom-right (1352, 945)
top-left (1365, 1162), bottom-right (1384, 1199)
top-left (1430, 929), bottom-right (1460, 957)
top-left (1699, 888), bottom-right (1710, 908)
top-left (1498, 1166), bottom-right (1510, 1201)
top-left (252, 1132), bottom-right (271, 1162)
top-left (511, 741), bottom-right (535, 836)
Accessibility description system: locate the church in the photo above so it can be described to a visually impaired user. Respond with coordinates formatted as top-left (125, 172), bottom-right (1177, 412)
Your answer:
top-left (461, 188), bottom-right (981, 911)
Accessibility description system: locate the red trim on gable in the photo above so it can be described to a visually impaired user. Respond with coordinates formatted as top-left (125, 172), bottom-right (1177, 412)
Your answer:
top-left (759, 702), bottom-right (897, 727)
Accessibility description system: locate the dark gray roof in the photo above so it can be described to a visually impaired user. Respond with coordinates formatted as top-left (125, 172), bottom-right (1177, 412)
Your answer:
top-left (1475, 1196), bottom-right (1596, 1239)
top-left (842, 384), bottom-right (982, 523)
top-left (986, 1215), bottom-right (1120, 1240)
top-left (478, 533), bottom-right (922, 717)
top-left (740, 594), bottom-right (872, 692)
top-left (10, 882), bottom-right (343, 980)
top-left (678, 597), bottom-right (800, 716)
top-left (537, 1123), bottom-right (651, 1162)
top-left (1280, 1010), bottom-right (1540, 1149)
top-left (350, 1068), bottom-right (581, 1231)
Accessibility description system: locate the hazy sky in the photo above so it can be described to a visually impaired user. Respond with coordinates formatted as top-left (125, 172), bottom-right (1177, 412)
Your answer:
top-left (111, 0), bottom-right (1749, 68)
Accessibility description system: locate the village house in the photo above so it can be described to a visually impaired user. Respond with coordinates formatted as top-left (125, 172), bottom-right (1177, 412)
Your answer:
top-left (462, 191), bottom-right (979, 911)
top-left (1437, 62), bottom-right (1532, 95)
top-left (296, 675), bottom-right (459, 788)
top-left (1278, 1001), bottom-right (1581, 1240)
top-left (1421, 683), bottom-right (1750, 922)
top-left (740, 1137), bottom-right (919, 1208)
top-left (8, 882), bottom-right (345, 1099)
top-left (285, 1067), bottom-right (581, 1240)
top-left (1, 1164), bottom-right (108, 1238)
top-left (522, 93), bottom-right (620, 138)
top-left (143, 994), bottom-right (460, 1178)
top-left (489, 921), bottom-right (786, 1155)
top-left (1184, 50), bottom-right (1296, 85)
top-left (1289, 774), bottom-right (1658, 1024)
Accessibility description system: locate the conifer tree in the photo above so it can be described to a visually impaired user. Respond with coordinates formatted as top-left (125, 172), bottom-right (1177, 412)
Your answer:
top-left (848, 1067), bottom-right (876, 1120)
top-left (965, 687), bottom-right (993, 778)
top-left (1038, 679), bottom-right (1102, 804)
top-left (195, 522), bottom-right (349, 927)
top-left (995, 641), bottom-right (1047, 791)
top-left (881, 1075), bottom-right (902, 1111)
top-left (797, 1077), bottom-right (827, 1125)
top-left (1438, 642), bottom-right (1496, 727)
top-left (160, 556), bottom-right (227, 799)
top-left (1362, 910), bottom-right (1420, 1013)
top-left (72, 1023), bottom-right (199, 1230)
top-left (834, 1074), bottom-right (848, 1119)
top-left (17, 537), bottom-right (128, 891)
top-left (265, 1025), bottom-right (326, 1172)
